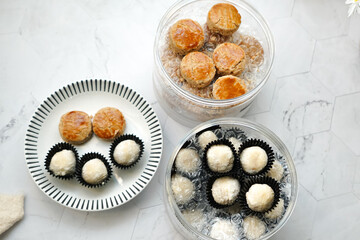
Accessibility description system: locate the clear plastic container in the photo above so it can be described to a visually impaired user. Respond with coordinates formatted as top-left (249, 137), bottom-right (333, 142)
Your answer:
top-left (164, 118), bottom-right (298, 239)
top-left (153, 0), bottom-right (275, 127)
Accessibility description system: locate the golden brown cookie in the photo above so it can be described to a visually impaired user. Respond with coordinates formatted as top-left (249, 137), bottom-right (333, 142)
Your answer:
top-left (239, 35), bottom-right (264, 66)
top-left (213, 42), bottom-right (247, 76)
top-left (207, 3), bottom-right (241, 36)
top-left (169, 19), bottom-right (205, 55)
top-left (180, 51), bottom-right (216, 88)
top-left (93, 107), bottom-right (126, 140)
top-left (59, 111), bottom-right (92, 145)
top-left (212, 75), bottom-right (247, 100)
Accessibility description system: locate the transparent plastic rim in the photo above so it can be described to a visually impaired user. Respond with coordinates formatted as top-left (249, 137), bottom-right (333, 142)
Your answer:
top-left (165, 117), bottom-right (298, 240)
top-left (154, 0), bottom-right (275, 108)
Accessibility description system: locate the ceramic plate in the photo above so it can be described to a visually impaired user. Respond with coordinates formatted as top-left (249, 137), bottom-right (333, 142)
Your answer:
top-left (24, 79), bottom-right (163, 211)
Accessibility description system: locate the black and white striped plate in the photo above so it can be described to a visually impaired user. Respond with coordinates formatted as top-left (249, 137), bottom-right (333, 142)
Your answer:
top-left (25, 80), bottom-right (163, 211)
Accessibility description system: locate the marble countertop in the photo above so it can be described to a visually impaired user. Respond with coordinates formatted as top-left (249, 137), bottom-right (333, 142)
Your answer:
top-left (1, 0), bottom-right (360, 239)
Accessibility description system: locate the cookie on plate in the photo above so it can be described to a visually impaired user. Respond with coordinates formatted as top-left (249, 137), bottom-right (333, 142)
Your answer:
top-left (76, 152), bottom-right (112, 188)
top-left (93, 107), bottom-right (126, 140)
top-left (58, 111), bottom-right (92, 145)
top-left (109, 134), bottom-right (144, 169)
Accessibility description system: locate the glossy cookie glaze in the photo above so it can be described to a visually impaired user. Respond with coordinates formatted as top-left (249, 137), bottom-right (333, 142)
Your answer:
top-left (207, 3), bottom-right (241, 36)
top-left (58, 111), bottom-right (92, 145)
top-left (169, 19), bottom-right (205, 55)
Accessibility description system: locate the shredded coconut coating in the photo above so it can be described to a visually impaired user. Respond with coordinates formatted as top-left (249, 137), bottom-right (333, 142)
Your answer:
top-left (240, 146), bottom-right (268, 174)
top-left (265, 198), bottom-right (284, 219)
top-left (212, 176), bottom-right (240, 205)
top-left (82, 158), bottom-right (108, 184)
top-left (243, 216), bottom-right (266, 240)
top-left (113, 140), bottom-right (140, 165)
top-left (207, 145), bottom-right (234, 173)
top-left (246, 184), bottom-right (274, 212)
top-left (175, 148), bottom-right (201, 173)
top-left (198, 131), bottom-right (218, 149)
top-left (50, 150), bottom-right (76, 176)
top-left (171, 174), bottom-right (195, 204)
top-left (210, 219), bottom-right (239, 240)
top-left (266, 160), bottom-right (284, 181)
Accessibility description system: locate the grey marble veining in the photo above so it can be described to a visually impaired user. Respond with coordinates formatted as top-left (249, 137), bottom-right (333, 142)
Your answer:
top-left (271, 73), bottom-right (334, 137)
top-left (1, 0), bottom-right (360, 239)
top-left (294, 132), bottom-right (358, 201)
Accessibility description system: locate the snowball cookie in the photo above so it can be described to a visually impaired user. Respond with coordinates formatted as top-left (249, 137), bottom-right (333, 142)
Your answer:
top-left (210, 219), bottom-right (239, 240)
top-left (49, 150), bottom-right (76, 176)
top-left (240, 146), bottom-right (268, 174)
top-left (82, 158), bottom-right (108, 185)
top-left (239, 35), bottom-right (264, 66)
top-left (213, 43), bottom-right (247, 76)
top-left (212, 75), bottom-right (247, 100)
top-left (246, 184), bottom-right (274, 212)
top-left (212, 176), bottom-right (240, 205)
top-left (207, 145), bottom-right (234, 173)
top-left (180, 52), bottom-right (216, 88)
top-left (171, 174), bottom-right (195, 204)
top-left (113, 139), bottom-right (140, 166)
top-left (182, 209), bottom-right (206, 231)
top-left (207, 3), bottom-right (241, 36)
top-left (265, 198), bottom-right (284, 219)
top-left (243, 216), bottom-right (266, 240)
top-left (169, 19), bottom-right (205, 55)
top-left (59, 111), bottom-right (92, 144)
top-left (266, 160), bottom-right (284, 181)
top-left (229, 137), bottom-right (241, 151)
top-left (198, 131), bottom-right (218, 149)
top-left (175, 148), bottom-right (201, 173)
top-left (93, 107), bottom-right (126, 140)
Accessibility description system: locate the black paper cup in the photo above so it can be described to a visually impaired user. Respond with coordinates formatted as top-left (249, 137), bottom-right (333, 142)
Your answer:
top-left (109, 134), bottom-right (144, 169)
top-left (206, 174), bottom-right (242, 209)
top-left (239, 176), bottom-right (280, 217)
top-left (203, 139), bottom-right (240, 175)
top-left (76, 152), bottom-right (112, 188)
top-left (238, 138), bottom-right (274, 176)
top-left (224, 127), bottom-right (248, 142)
top-left (44, 142), bottom-right (79, 180)
top-left (181, 140), bottom-right (192, 149)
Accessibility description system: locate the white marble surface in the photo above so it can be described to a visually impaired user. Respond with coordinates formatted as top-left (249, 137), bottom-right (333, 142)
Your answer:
top-left (0, 0), bottom-right (360, 239)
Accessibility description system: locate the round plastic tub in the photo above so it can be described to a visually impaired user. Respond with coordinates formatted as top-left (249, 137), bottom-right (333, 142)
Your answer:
top-left (153, 0), bottom-right (275, 127)
top-left (164, 118), bottom-right (297, 239)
